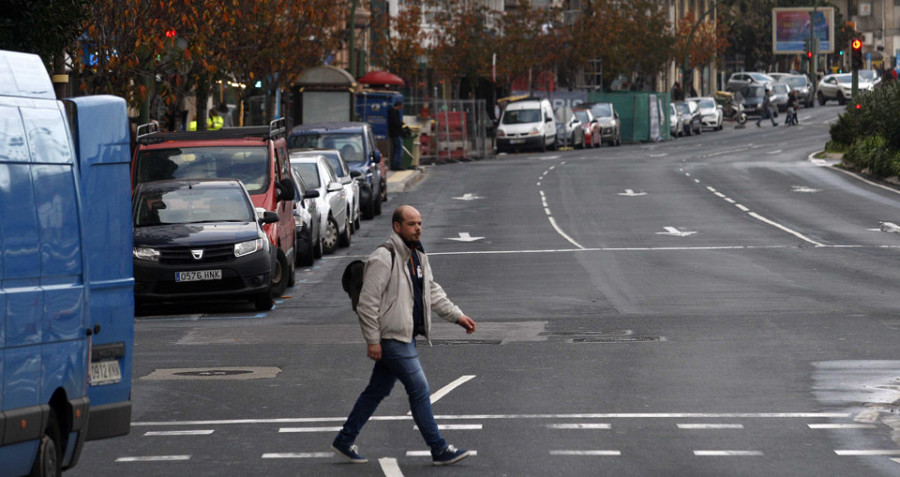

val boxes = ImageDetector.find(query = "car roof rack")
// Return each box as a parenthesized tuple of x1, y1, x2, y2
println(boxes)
(136, 117, 286, 145)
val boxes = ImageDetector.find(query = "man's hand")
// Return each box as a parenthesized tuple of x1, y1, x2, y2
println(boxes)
(457, 315, 476, 334)
(367, 343, 382, 361)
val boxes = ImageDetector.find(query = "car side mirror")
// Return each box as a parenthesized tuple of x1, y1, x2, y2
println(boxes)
(259, 210, 279, 224)
(372, 150, 382, 163)
(303, 189, 320, 199)
(327, 181, 343, 193)
(277, 178, 295, 201)
(545, 116, 552, 123)
(350, 170, 362, 178)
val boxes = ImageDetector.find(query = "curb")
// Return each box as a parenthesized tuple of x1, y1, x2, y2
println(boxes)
(386, 167, 426, 193)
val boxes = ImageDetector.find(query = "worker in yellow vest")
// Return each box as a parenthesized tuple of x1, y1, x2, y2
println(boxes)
(187, 108, 224, 131)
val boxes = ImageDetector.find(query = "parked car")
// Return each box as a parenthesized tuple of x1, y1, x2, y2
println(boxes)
(817, 73, 874, 105)
(290, 153, 351, 255)
(776, 74, 814, 108)
(496, 97, 558, 153)
(291, 148, 360, 232)
(288, 170, 322, 267)
(586, 102, 621, 146)
(675, 100, 702, 135)
(669, 103, 684, 137)
(725, 71, 774, 92)
(571, 107, 600, 148)
(133, 119, 297, 298)
(554, 105, 585, 149)
(288, 122, 385, 219)
(685, 96, 723, 131)
(738, 84, 767, 117)
(770, 83, 790, 112)
(132, 179, 278, 311)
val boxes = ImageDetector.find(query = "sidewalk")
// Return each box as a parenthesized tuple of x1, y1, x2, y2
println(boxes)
(386, 167, 425, 193)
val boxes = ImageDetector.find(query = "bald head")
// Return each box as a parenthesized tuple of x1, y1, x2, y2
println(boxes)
(392, 205, 422, 242)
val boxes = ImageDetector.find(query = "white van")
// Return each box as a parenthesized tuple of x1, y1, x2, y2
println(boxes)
(496, 98, 558, 153)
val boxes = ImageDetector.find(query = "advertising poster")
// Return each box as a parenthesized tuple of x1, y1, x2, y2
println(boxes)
(772, 7, 834, 54)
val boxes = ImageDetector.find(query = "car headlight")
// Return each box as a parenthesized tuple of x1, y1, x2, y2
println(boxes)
(496, 129, 506, 137)
(234, 238, 266, 258)
(529, 128, 540, 136)
(133, 247, 160, 261)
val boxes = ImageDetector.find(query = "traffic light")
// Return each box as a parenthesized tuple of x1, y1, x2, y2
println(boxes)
(851, 38, 863, 70)
(807, 51, 813, 60)
(165, 29, 177, 39)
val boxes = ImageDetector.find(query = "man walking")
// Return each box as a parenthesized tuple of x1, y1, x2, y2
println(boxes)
(332, 205, 477, 466)
(387, 101, 404, 170)
(756, 86, 778, 127)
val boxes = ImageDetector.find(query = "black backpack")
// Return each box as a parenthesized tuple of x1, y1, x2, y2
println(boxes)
(342, 243, 394, 312)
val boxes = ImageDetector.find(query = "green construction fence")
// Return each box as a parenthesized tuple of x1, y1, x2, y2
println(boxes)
(586, 91, 673, 143)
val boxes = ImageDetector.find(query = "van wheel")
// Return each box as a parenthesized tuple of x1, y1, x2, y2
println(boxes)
(253, 293, 274, 311)
(270, 249, 290, 298)
(30, 411, 61, 477)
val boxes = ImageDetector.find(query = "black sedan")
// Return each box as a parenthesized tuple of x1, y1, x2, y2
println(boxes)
(132, 179, 279, 311)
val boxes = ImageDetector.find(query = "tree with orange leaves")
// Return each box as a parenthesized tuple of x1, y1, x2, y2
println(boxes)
(674, 12, 728, 71)
(426, 0, 495, 98)
(370, 2, 426, 85)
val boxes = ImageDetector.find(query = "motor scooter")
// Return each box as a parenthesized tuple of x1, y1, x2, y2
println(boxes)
(724, 98, 747, 124)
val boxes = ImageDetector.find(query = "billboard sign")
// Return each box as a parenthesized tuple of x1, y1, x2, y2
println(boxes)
(772, 7, 835, 54)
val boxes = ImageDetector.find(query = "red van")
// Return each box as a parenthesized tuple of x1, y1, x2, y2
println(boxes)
(132, 120, 297, 297)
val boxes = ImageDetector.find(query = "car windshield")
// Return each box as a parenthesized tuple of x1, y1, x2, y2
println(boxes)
(288, 133, 365, 164)
(676, 103, 690, 114)
(134, 146, 269, 194)
(749, 73, 772, 82)
(295, 151, 346, 178)
(134, 186, 255, 226)
(835, 74, 852, 83)
(774, 84, 789, 94)
(573, 110, 590, 123)
(292, 162, 321, 188)
(697, 98, 716, 109)
(859, 70, 878, 81)
(744, 86, 765, 98)
(784, 77, 807, 87)
(590, 103, 613, 118)
(502, 109, 541, 124)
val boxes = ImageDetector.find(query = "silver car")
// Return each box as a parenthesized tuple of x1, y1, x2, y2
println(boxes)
(291, 148, 360, 233)
(770, 83, 791, 112)
(816, 73, 874, 105)
(726, 72, 774, 93)
(587, 102, 621, 146)
(776, 74, 814, 108)
(669, 103, 684, 137)
(685, 96, 723, 131)
(290, 154, 351, 255)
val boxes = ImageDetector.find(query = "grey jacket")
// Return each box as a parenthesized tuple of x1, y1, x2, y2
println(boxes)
(356, 232, 463, 344)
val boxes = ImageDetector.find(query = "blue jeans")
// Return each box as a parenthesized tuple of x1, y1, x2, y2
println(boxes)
(390, 135, 403, 170)
(335, 339, 447, 453)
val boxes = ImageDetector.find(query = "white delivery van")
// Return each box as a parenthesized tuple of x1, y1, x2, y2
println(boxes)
(496, 98, 557, 153)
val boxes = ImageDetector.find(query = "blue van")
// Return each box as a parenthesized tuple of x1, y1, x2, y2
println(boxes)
(0, 50, 133, 475)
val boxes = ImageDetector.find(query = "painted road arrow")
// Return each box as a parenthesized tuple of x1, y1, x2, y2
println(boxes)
(446, 232, 485, 242)
(656, 226, 697, 237)
(618, 189, 647, 196)
(792, 185, 821, 193)
(453, 193, 483, 201)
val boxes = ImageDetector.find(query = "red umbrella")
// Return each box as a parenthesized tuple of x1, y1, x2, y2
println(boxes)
(358, 70, 405, 87)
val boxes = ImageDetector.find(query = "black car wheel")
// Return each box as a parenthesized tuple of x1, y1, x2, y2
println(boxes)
(270, 249, 290, 298)
(30, 411, 61, 477)
(253, 293, 274, 311)
(818, 91, 826, 105)
(322, 217, 339, 254)
(338, 213, 351, 248)
(374, 184, 384, 216)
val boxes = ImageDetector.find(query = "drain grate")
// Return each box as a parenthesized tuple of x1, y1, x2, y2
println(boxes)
(573, 336, 660, 343)
(430, 339, 502, 346)
(174, 369, 253, 377)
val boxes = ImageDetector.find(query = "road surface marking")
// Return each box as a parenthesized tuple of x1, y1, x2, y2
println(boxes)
(414, 424, 482, 431)
(548, 216, 585, 249)
(144, 430, 214, 436)
(808, 424, 877, 429)
(547, 423, 611, 429)
(694, 450, 763, 456)
(261, 452, 333, 459)
(735, 204, 750, 212)
(405, 375, 477, 415)
(279, 426, 341, 433)
(379, 458, 404, 477)
(116, 455, 191, 462)
(677, 424, 743, 429)
(550, 450, 620, 456)
(406, 450, 478, 457)
(748, 212, 824, 246)
(835, 450, 900, 456)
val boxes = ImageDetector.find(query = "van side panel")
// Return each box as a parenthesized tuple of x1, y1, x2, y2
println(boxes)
(68, 96, 134, 441)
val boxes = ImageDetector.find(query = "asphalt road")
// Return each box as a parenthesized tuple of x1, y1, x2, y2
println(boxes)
(70, 103, 900, 477)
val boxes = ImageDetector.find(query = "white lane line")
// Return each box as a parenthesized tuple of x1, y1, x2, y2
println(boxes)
(279, 426, 342, 433)
(133, 412, 852, 427)
(835, 450, 900, 456)
(547, 423, 611, 429)
(547, 216, 585, 249)
(714, 192, 727, 199)
(892, 458, 900, 464)
(694, 450, 763, 456)
(747, 212, 824, 246)
(724, 197, 736, 203)
(735, 204, 750, 212)
(544, 207, 552, 215)
(379, 457, 404, 477)
(550, 450, 621, 456)
(808, 424, 877, 429)
(677, 424, 744, 429)
(707, 186, 717, 193)
(414, 424, 482, 431)
(431, 375, 476, 405)
(116, 455, 192, 462)
(144, 430, 214, 436)
(406, 450, 478, 457)
(261, 452, 333, 459)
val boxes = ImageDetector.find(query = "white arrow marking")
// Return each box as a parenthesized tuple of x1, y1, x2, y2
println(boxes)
(656, 226, 697, 237)
(618, 189, 647, 196)
(453, 193, 483, 201)
(446, 232, 485, 242)
(767, 150, 783, 155)
(880, 222, 900, 233)
(791, 185, 821, 193)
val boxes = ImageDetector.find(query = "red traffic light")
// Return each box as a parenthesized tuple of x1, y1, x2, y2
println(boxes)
(851, 39, 862, 50)
(807, 51, 813, 59)
(165, 29, 177, 38)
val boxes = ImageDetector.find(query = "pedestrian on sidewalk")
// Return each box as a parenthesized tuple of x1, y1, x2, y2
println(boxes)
(388, 101, 405, 171)
(756, 86, 778, 127)
(332, 205, 477, 467)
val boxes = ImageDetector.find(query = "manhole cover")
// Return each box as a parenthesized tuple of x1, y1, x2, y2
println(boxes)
(573, 336, 660, 343)
(174, 369, 254, 377)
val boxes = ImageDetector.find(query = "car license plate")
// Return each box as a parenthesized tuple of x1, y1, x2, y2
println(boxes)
(510, 139, 525, 144)
(90, 360, 122, 386)
(176, 270, 222, 282)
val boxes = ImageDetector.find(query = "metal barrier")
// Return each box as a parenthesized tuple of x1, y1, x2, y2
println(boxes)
(403, 99, 492, 164)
